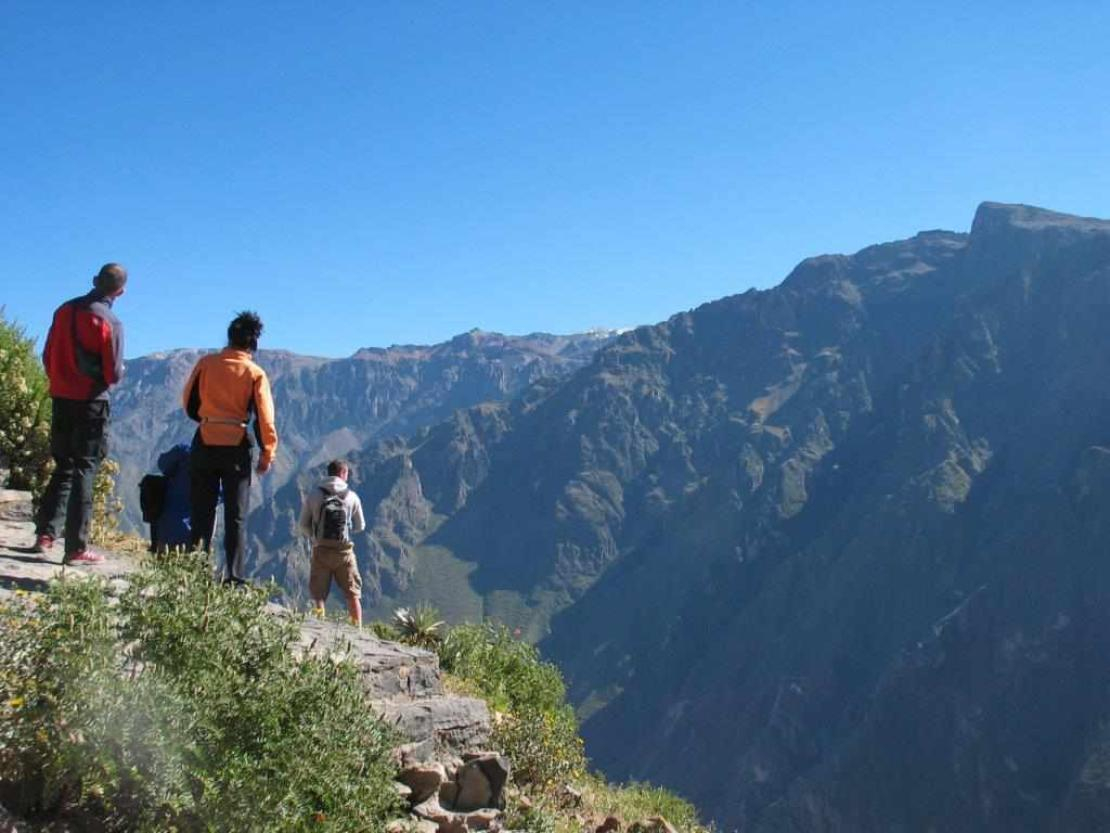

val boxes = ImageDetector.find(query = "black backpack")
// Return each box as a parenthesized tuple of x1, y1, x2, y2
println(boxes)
(317, 489, 349, 542)
(139, 474, 168, 523)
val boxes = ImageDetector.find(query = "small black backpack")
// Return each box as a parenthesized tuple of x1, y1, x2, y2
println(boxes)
(318, 489, 349, 542)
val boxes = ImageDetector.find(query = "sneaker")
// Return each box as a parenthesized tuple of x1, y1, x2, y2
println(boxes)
(31, 534, 54, 554)
(65, 550, 106, 565)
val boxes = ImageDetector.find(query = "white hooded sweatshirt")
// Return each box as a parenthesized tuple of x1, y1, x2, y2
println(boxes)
(298, 476, 366, 543)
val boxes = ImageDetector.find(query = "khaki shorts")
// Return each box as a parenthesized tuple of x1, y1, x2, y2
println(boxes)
(309, 542, 362, 600)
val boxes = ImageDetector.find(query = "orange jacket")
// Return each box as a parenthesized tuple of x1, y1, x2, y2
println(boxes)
(182, 348, 278, 466)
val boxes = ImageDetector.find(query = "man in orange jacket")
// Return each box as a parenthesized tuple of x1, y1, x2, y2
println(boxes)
(33, 263, 128, 564)
(181, 311, 278, 583)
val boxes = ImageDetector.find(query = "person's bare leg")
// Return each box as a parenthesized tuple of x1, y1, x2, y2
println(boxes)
(345, 593, 362, 627)
(313, 599, 326, 618)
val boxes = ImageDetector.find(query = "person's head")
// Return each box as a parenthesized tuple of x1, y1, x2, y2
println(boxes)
(227, 310, 264, 352)
(327, 459, 350, 480)
(93, 263, 128, 297)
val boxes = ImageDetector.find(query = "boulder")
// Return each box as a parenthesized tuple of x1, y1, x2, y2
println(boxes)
(374, 696, 491, 761)
(453, 753, 509, 811)
(0, 491, 32, 523)
(439, 780, 459, 808)
(413, 797, 469, 833)
(399, 762, 447, 804)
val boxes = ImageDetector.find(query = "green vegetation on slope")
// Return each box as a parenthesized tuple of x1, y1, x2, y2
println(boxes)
(0, 309, 51, 494)
(383, 614, 708, 833)
(0, 553, 401, 832)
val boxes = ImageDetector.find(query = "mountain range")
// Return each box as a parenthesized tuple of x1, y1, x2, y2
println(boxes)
(109, 329, 617, 530)
(111, 203, 1110, 831)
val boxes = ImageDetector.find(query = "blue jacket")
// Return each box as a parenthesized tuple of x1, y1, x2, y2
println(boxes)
(155, 444, 193, 548)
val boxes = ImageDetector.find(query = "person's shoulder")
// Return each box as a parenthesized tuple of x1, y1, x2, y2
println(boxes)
(244, 356, 269, 378)
(57, 293, 87, 313)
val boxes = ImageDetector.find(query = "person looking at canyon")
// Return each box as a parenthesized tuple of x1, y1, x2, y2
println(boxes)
(32, 263, 128, 565)
(298, 458, 366, 626)
(181, 311, 278, 584)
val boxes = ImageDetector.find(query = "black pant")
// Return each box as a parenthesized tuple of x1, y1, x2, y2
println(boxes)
(35, 398, 109, 559)
(189, 440, 252, 583)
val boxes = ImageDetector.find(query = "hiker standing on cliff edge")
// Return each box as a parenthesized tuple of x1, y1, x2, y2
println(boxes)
(181, 311, 278, 583)
(32, 263, 128, 564)
(299, 458, 366, 626)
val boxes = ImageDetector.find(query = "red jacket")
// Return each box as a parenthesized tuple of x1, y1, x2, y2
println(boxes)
(43, 291, 125, 401)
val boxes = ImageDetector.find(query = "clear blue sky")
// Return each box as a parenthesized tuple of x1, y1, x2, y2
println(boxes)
(4, 1, 1109, 358)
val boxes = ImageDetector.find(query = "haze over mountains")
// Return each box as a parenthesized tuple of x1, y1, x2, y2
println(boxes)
(111, 203, 1110, 831)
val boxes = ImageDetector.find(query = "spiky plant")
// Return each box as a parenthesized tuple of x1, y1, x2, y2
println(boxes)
(391, 604, 445, 649)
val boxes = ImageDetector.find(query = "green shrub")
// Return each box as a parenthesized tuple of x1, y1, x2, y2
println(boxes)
(582, 775, 704, 833)
(438, 623, 567, 716)
(90, 457, 126, 546)
(0, 309, 51, 494)
(438, 623, 586, 788)
(503, 796, 557, 833)
(0, 552, 402, 832)
(493, 707, 585, 789)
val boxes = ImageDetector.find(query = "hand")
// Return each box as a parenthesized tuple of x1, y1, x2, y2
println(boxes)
(256, 457, 272, 475)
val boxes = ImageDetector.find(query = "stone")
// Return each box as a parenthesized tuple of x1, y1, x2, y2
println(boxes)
(293, 613, 442, 700)
(394, 782, 414, 801)
(464, 808, 501, 830)
(395, 739, 437, 768)
(0, 491, 32, 523)
(453, 762, 492, 812)
(373, 696, 492, 760)
(399, 762, 447, 804)
(560, 784, 583, 806)
(439, 780, 459, 808)
(413, 797, 469, 833)
(453, 754, 510, 811)
(629, 819, 677, 833)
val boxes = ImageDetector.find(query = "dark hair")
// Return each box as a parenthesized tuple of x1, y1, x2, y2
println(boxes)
(93, 263, 128, 293)
(327, 459, 350, 477)
(228, 310, 264, 352)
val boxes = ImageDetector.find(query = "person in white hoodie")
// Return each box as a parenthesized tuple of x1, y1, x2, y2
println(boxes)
(298, 459, 367, 626)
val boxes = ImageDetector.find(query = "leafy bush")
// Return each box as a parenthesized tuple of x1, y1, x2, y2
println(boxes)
(90, 457, 126, 545)
(0, 552, 402, 832)
(0, 309, 51, 493)
(438, 623, 567, 716)
(493, 707, 585, 789)
(581, 775, 704, 833)
(502, 795, 557, 833)
(437, 623, 585, 788)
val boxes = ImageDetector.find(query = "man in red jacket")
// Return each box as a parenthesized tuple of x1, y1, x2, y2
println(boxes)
(32, 263, 128, 564)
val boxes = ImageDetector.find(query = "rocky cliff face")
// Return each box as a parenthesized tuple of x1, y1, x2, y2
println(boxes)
(249, 203, 1110, 830)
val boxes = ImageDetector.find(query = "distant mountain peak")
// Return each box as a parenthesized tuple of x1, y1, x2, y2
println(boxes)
(972, 200, 1110, 234)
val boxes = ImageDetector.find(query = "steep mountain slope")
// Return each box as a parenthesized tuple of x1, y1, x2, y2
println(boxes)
(253, 203, 1110, 830)
(109, 330, 614, 530)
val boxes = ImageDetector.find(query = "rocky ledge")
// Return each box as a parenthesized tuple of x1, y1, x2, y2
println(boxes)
(0, 491, 508, 833)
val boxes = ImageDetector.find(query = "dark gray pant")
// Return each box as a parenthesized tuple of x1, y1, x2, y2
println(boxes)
(189, 441, 252, 583)
(35, 398, 109, 559)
